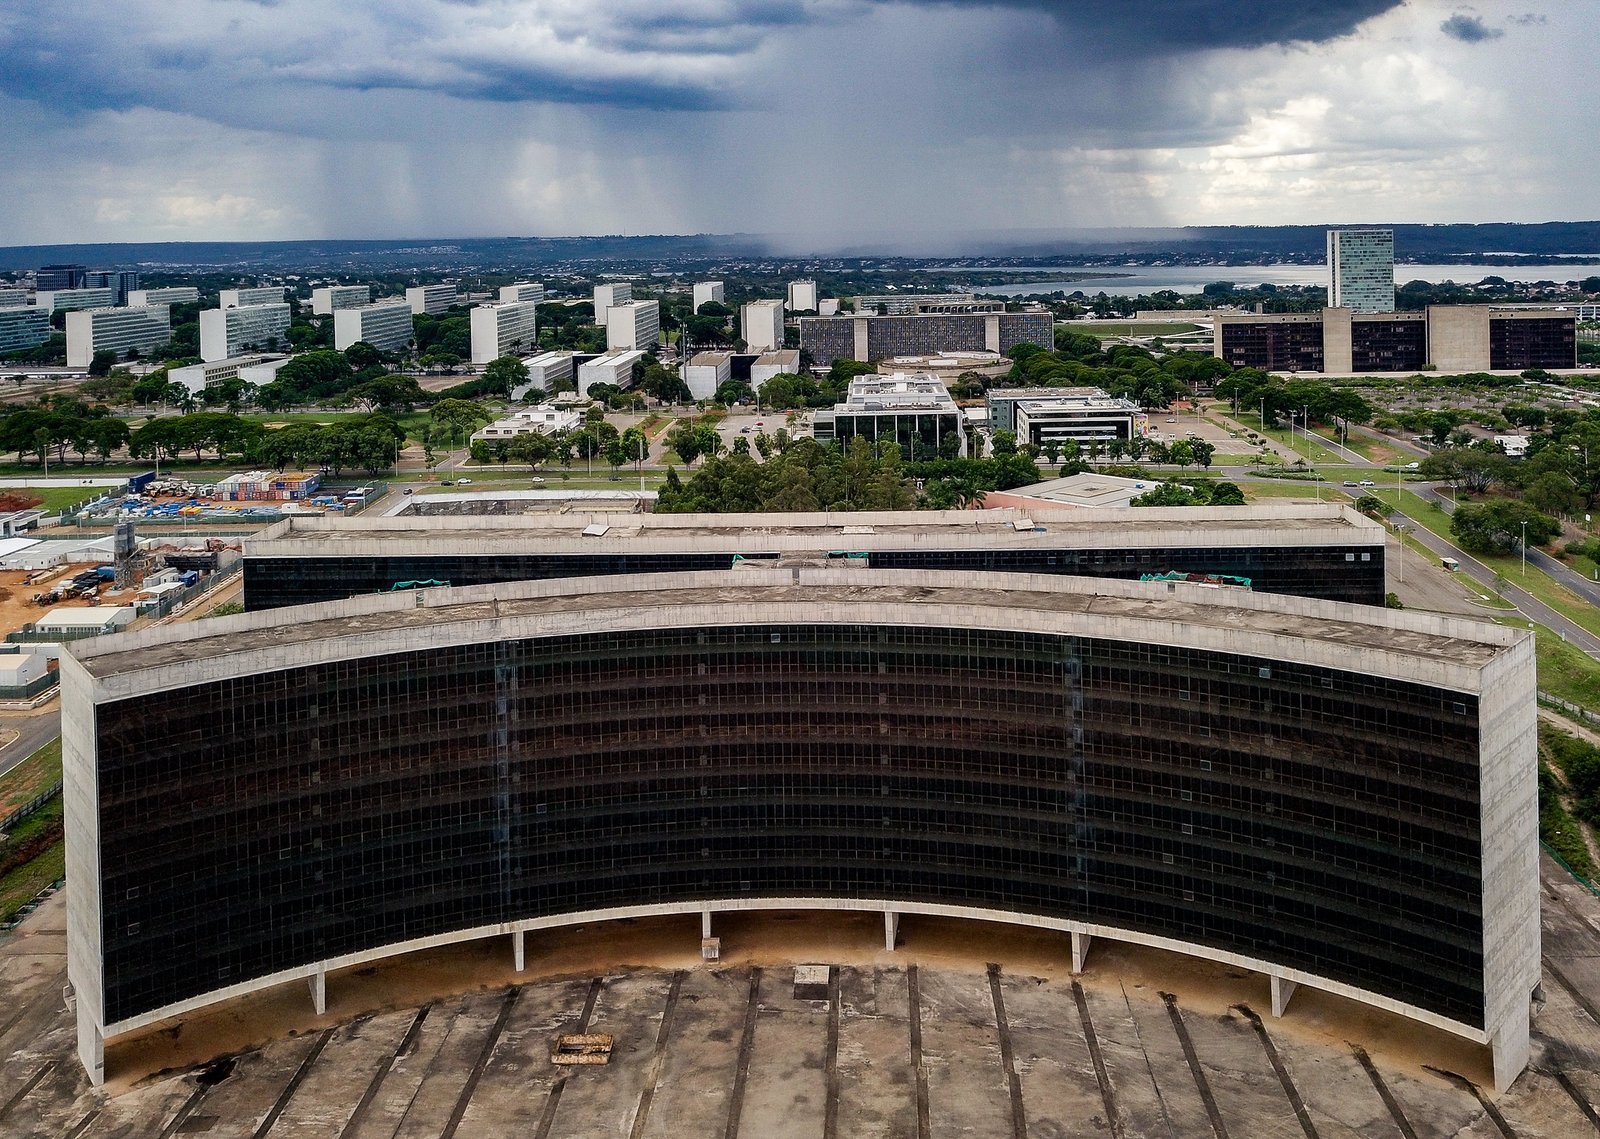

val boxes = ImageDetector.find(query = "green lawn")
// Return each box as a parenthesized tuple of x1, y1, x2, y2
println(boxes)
(1531, 623, 1600, 713)
(0, 841, 64, 925)
(0, 738, 61, 815)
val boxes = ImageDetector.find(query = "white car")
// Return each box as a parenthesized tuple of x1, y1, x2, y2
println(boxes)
(457, 478, 473, 485)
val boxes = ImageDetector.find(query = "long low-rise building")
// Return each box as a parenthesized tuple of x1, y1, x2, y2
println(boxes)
(988, 387, 1147, 448)
(1215, 306, 1577, 373)
(470, 405, 582, 443)
(813, 373, 967, 459)
(65, 306, 172, 367)
(167, 354, 292, 393)
(577, 349, 644, 393)
(512, 350, 576, 400)
(684, 351, 732, 399)
(61, 565, 1538, 1090)
(801, 311, 1054, 366)
(241, 504, 1387, 611)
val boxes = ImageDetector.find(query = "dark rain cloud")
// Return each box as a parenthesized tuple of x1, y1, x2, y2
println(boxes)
(1440, 13, 1505, 43)
(918, 0, 1403, 56)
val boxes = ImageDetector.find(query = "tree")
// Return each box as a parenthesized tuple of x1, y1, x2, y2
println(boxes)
(483, 355, 530, 399)
(665, 421, 703, 466)
(1450, 499, 1561, 555)
(430, 398, 491, 450)
(88, 349, 118, 377)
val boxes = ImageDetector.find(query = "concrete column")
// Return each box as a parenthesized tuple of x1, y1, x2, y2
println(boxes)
(884, 910, 900, 951)
(1071, 932, 1091, 974)
(701, 907, 713, 940)
(853, 318, 869, 362)
(1270, 974, 1297, 1018)
(309, 966, 327, 1016)
(1492, 1018, 1530, 1093)
(512, 930, 525, 973)
(77, 1017, 104, 1088)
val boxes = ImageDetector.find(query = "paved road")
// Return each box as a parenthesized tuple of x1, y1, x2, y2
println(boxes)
(0, 707, 61, 782)
(1387, 505, 1600, 656)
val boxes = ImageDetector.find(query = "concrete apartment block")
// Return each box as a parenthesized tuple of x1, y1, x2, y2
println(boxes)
(471, 301, 540, 365)
(593, 283, 633, 326)
(199, 303, 291, 362)
(406, 284, 459, 316)
(606, 300, 659, 352)
(311, 285, 372, 314)
(742, 300, 785, 352)
(693, 281, 725, 310)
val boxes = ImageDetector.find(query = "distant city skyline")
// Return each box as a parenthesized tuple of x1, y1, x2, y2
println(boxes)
(0, 2, 1592, 248)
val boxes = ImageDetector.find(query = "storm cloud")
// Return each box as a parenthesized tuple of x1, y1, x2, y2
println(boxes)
(0, 0, 1589, 246)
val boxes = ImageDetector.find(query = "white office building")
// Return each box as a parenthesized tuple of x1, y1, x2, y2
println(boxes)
(593, 283, 633, 326)
(514, 351, 577, 400)
(684, 352, 732, 400)
(1327, 228, 1395, 314)
(578, 350, 645, 393)
(787, 280, 819, 313)
(200, 302, 291, 362)
(818, 298, 841, 317)
(219, 286, 286, 309)
(407, 284, 459, 316)
(0, 288, 29, 308)
(742, 300, 785, 352)
(0, 307, 51, 355)
(37, 288, 114, 313)
(470, 301, 540, 365)
(606, 300, 659, 351)
(65, 306, 172, 367)
(333, 301, 414, 352)
(693, 281, 725, 310)
(470, 405, 582, 444)
(751, 350, 802, 389)
(168, 355, 291, 393)
(311, 285, 372, 314)
(500, 283, 545, 305)
(127, 287, 199, 307)
(812, 373, 967, 458)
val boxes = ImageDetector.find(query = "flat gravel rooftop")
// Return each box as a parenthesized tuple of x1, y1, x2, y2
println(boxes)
(74, 571, 1512, 681)
(246, 503, 1384, 550)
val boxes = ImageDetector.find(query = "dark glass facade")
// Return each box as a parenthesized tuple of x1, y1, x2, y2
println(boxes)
(1351, 319, 1427, 372)
(244, 544, 1383, 612)
(1219, 321, 1325, 372)
(94, 624, 1483, 1030)
(798, 314, 1054, 366)
(1489, 316, 1576, 370)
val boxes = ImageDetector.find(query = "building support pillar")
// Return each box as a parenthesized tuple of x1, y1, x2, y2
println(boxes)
(1491, 1018, 1530, 1094)
(309, 965, 327, 1016)
(512, 930, 525, 973)
(1071, 932, 1091, 974)
(1270, 975, 1297, 1019)
(884, 910, 900, 951)
(701, 907, 720, 961)
(77, 1013, 104, 1088)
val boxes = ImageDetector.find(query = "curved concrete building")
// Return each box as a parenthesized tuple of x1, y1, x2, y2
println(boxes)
(62, 568, 1537, 1089)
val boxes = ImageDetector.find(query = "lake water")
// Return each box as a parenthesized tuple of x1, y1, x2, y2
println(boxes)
(961, 263, 1600, 297)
